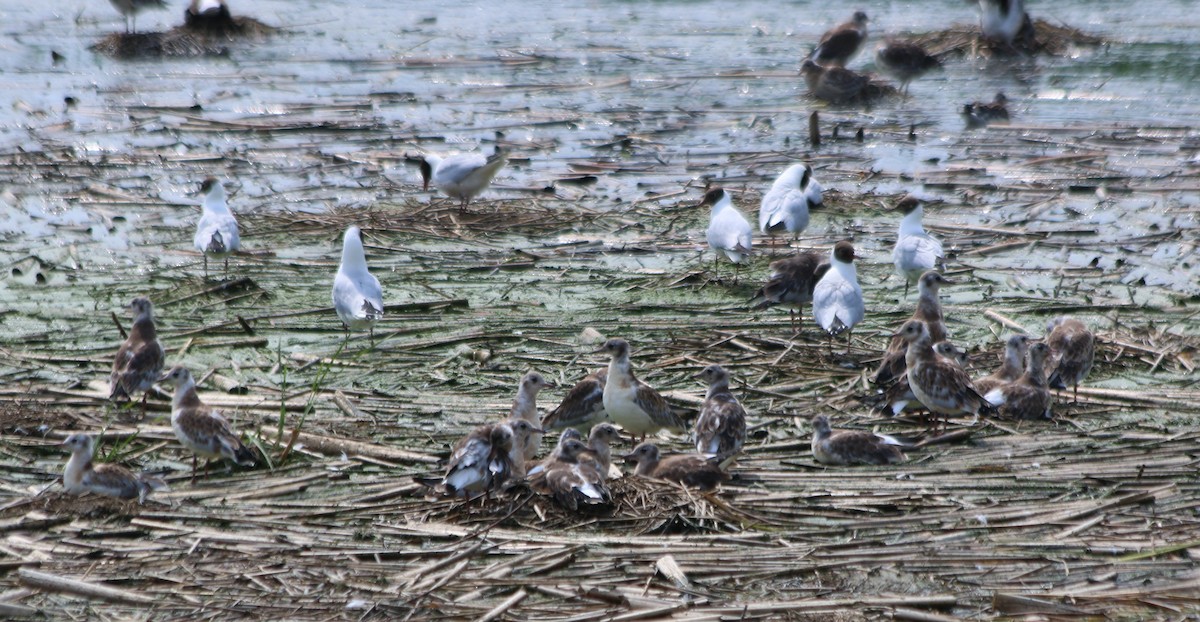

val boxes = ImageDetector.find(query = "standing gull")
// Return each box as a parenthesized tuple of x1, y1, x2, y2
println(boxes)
(874, 41, 941, 95)
(158, 365, 256, 482)
(333, 226, 384, 344)
(871, 271, 954, 386)
(811, 11, 869, 67)
(109, 0, 166, 33)
(508, 372, 556, 461)
(595, 338, 686, 443)
(193, 177, 240, 280)
(749, 252, 830, 332)
(542, 369, 608, 435)
(109, 296, 166, 414)
(62, 433, 168, 503)
(810, 415, 905, 466)
(693, 365, 747, 458)
(1045, 317, 1095, 402)
(759, 163, 822, 241)
(812, 241, 865, 348)
(898, 320, 991, 429)
(985, 342, 1052, 420)
(879, 341, 969, 417)
(419, 151, 508, 212)
(700, 187, 753, 283)
(892, 195, 944, 297)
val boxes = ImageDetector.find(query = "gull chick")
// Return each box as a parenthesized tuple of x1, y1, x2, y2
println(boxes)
(193, 177, 240, 280)
(159, 365, 256, 481)
(1045, 317, 1095, 402)
(874, 41, 941, 95)
(596, 338, 686, 443)
(700, 187, 753, 283)
(892, 195, 944, 297)
(810, 415, 905, 466)
(542, 369, 608, 435)
(441, 423, 518, 497)
(509, 372, 556, 461)
(419, 151, 508, 212)
(759, 163, 822, 240)
(812, 241, 864, 347)
(62, 433, 168, 503)
(898, 320, 991, 429)
(985, 342, 1052, 419)
(963, 93, 1010, 128)
(109, 296, 166, 413)
(622, 443, 729, 492)
(536, 438, 612, 510)
(811, 11, 869, 67)
(333, 226, 384, 344)
(879, 341, 970, 416)
(749, 252, 830, 332)
(973, 334, 1031, 396)
(693, 365, 747, 458)
(871, 271, 954, 386)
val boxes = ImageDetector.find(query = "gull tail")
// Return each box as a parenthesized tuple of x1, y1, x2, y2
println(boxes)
(206, 231, 227, 255)
(361, 300, 384, 321)
(826, 317, 849, 336)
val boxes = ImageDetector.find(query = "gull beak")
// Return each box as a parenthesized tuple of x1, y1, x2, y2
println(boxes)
(590, 347, 608, 355)
(543, 382, 558, 390)
(157, 373, 171, 383)
(940, 277, 957, 285)
(620, 452, 638, 463)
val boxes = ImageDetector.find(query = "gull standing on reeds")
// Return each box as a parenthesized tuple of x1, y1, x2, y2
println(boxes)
(158, 365, 256, 482)
(193, 177, 239, 280)
(749, 252, 830, 332)
(973, 334, 1032, 396)
(985, 342, 1052, 419)
(109, 297, 165, 414)
(877, 341, 970, 416)
(810, 415, 905, 466)
(542, 369, 608, 435)
(62, 433, 168, 503)
(892, 195, 944, 297)
(873, 41, 941, 95)
(595, 338, 686, 444)
(333, 226, 384, 345)
(871, 271, 954, 386)
(812, 241, 864, 348)
(109, 0, 166, 33)
(810, 11, 869, 67)
(1045, 317, 1095, 402)
(508, 372, 556, 461)
(419, 151, 508, 212)
(622, 443, 729, 492)
(693, 365, 747, 458)
(700, 187, 753, 283)
(897, 320, 991, 429)
(759, 163, 822, 242)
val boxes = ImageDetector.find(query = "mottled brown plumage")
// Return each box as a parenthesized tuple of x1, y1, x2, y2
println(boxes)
(973, 334, 1031, 397)
(159, 365, 256, 482)
(542, 368, 608, 434)
(749, 252, 830, 331)
(985, 342, 1052, 420)
(877, 341, 967, 416)
(596, 339, 686, 441)
(811, 11, 869, 67)
(536, 439, 611, 510)
(62, 434, 168, 503)
(873, 41, 941, 95)
(509, 372, 555, 460)
(871, 271, 954, 386)
(963, 93, 1010, 128)
(1045, 317, 1095, 402)
(692, 365, 747, 458)
(110, 297, 166, 412)
(622, 443, 729, 492)
(810, 415, 905, 466)
(899, 320, 991, 427)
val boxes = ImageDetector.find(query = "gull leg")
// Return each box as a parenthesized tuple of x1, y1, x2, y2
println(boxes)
(191, 455, 198, 484)
(203, 254, 209, 281)
(223, 256, 229, 280)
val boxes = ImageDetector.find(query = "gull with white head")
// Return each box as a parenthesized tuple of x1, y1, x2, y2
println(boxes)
(333, 226, 384, 345)
(193, 177, 240, 280)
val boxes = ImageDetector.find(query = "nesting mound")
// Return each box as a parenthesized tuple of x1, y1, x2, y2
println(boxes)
(911, 19, 1106, 59)
(413, 476, 744, 534)
(91, 17, 275, 59)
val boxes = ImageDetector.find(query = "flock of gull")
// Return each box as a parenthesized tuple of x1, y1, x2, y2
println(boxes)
(60, 0, 1100, 513)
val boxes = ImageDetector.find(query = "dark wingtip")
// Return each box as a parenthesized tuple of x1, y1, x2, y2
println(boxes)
(1047, 373, 1067, 390)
